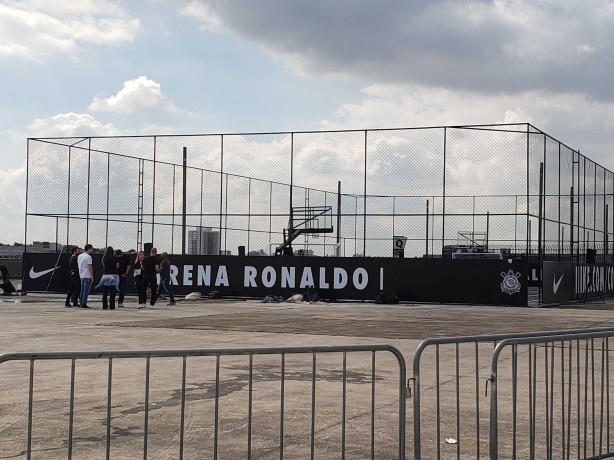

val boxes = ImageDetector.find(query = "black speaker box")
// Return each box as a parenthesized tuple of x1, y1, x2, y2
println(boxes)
(144, 242, 153, 257)
(587, 248, 597, 264)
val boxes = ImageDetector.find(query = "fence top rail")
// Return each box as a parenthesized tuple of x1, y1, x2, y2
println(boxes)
(0, 344, 406, 365)
(490, 329, 614, 372)
(412, 326, 614, 374)
(27, 122, 533, 141)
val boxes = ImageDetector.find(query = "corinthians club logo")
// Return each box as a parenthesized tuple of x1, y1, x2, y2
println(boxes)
(500, 269, 522, 295)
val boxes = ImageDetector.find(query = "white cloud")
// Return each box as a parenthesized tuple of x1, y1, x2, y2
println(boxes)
(88, 76, 178, 113)
(576, 43, 596, 54)
(0, 0, 139, 61)
(319, 83, 614, 170)
(0, 165, 26, 244)
(20, 112, 180, 142)
(180, 0, 222, 30)
(25, 112, 120, 138)
(136, 123, 178, 136)
(320, 84, 507, 131)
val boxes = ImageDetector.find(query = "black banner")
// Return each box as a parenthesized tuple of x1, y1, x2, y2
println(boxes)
(575, 264, 614, 297)
(542, 261, 575, 304)
(22, 253, 528, 306)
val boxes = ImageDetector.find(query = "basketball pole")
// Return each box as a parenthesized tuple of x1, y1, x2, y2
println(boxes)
(182, 147, 187, 256)
(46, 243, 67, 294)
(425, 199, 429, 258)
(336, 181, 341, 257)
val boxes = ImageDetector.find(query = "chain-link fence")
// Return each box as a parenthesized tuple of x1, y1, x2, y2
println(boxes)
(25, 124, 614, 259)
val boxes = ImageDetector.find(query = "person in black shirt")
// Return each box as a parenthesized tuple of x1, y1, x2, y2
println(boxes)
(65, 246, 81, 307)
(95, 246, 119, 310)
(155, 252, 176, 306)
(0, 264, 15, 295)
(138, 247, 160, 309)
(115, 249, 131, 308)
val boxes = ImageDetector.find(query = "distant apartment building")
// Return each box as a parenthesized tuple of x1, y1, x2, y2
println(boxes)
(0, 241, 64, 258)
(0, 242, 66, 277)
(0, 245, 24, 259)
(188, 227, 220, 255)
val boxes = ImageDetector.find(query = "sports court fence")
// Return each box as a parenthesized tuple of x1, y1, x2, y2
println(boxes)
(25, 123, 614, 260)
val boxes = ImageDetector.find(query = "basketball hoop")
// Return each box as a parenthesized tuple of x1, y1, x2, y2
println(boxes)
(311, 233, 320, 239)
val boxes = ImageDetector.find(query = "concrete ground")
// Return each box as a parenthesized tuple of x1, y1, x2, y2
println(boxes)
(1, 294, 614, 459)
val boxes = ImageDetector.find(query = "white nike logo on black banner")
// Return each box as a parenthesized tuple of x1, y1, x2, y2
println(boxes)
(553, 273, 564, 294)
(29, 266, 60, 279)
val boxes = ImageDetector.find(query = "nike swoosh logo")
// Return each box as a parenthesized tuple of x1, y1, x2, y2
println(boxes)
(553, 273, 564, 294)
(29, 266, 60, 279)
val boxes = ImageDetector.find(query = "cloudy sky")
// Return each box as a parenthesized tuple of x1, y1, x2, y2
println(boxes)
(2, 0, 614, 244)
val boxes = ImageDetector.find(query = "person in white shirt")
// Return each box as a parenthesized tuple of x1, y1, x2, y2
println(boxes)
(77, 244, 94, 308)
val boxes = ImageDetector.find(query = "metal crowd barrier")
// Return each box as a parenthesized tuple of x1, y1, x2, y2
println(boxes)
(410, 327, 614, 460)
(4, 330, 614, 460)
(0, 345, 407, 460)
(489, 330, 614, 460)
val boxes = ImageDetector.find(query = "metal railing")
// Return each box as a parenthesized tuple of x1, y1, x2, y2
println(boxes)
(489, 330, 614, 460)
(0, 345, 407, 459)
(4, 328, 614, 459)
(410, 327, 614, 460)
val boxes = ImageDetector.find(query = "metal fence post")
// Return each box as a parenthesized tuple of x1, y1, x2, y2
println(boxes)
(442, 127, 447, 255)
(363, 130, 367, 257)
(182, 146, 187, 255)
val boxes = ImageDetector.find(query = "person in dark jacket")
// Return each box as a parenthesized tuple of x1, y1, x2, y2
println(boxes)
(138, 247, 160, 309)
(115, 249, 131, 307)
(155, 252, 176, 306)
(95, 246, 119, 310)
(65, 246, 81, 307)
(0, 264, 15, 295)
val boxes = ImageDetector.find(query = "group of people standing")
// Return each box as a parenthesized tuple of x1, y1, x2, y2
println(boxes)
(65, 245, 175, 309)
(133, 247, 175, 309)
